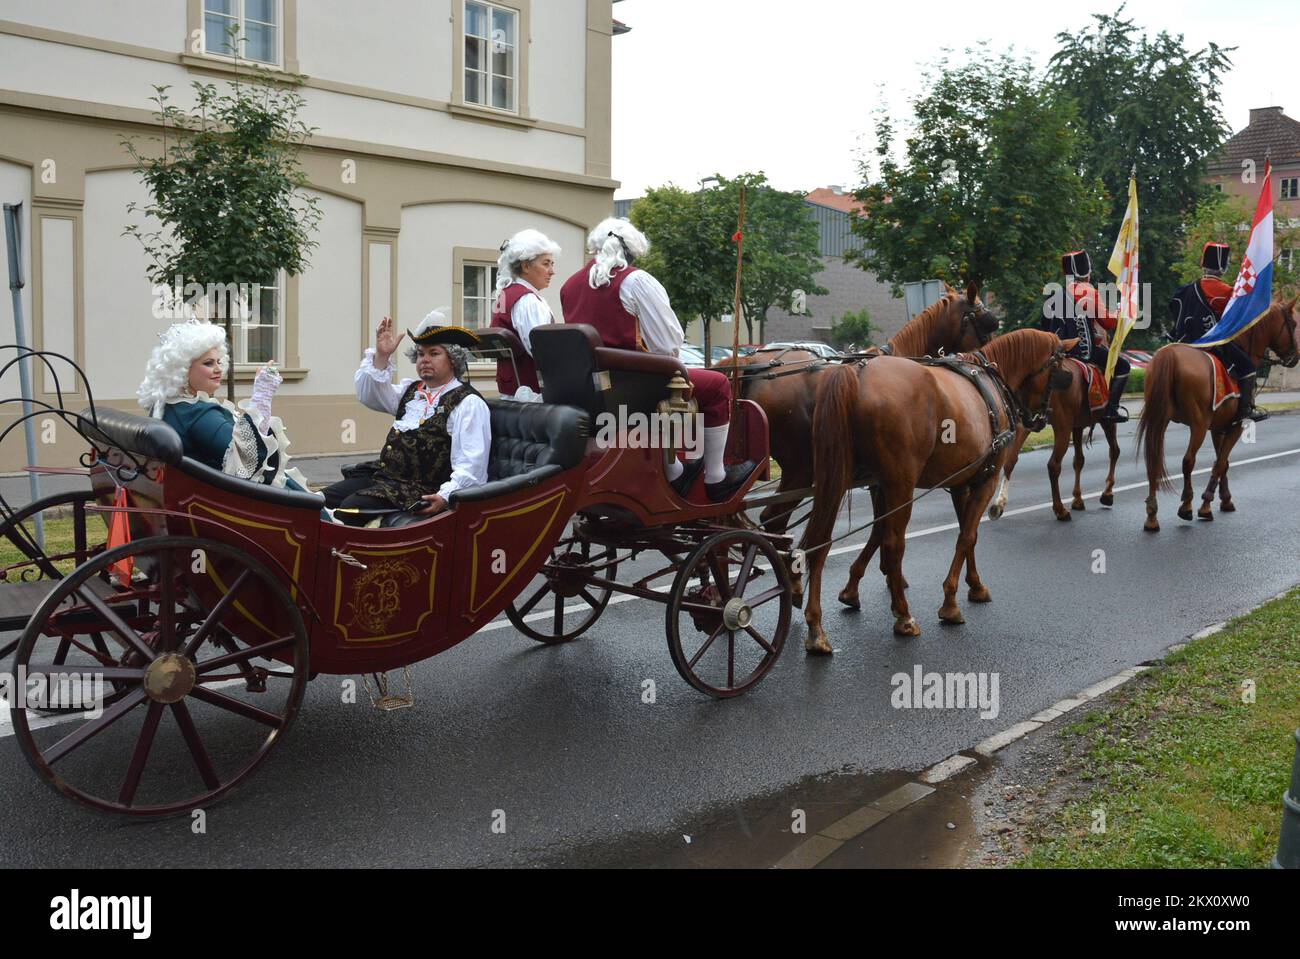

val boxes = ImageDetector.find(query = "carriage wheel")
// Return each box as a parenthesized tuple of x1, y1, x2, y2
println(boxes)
(10, 536, 308, 816)
(666, 530, 791, 698)
(505, 537, 618, 645)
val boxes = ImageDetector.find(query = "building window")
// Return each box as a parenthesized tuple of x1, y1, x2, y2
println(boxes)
(463, 1, 517, 112)
(1280, 248, 1296, 272)
(204, 0, 281, 66)
(462, 263, 500, 328)
(233, 272, 284, 365)
(1282, 177, 1300, 201)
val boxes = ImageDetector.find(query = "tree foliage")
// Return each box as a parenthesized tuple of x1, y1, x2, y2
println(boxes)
(631, 172, 825, 343)
(1048, 6, 1234, 328)
(122, 37, 321, 397)
(829, 307, 877, 350)
(849, 47, 1104, 329)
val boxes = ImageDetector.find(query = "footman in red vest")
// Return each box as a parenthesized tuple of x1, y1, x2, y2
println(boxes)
(561, 217, 757, 502)
(490, 228, 560, 401)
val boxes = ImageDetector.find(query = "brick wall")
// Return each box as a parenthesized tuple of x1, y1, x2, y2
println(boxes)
(762, 256, 908, 345)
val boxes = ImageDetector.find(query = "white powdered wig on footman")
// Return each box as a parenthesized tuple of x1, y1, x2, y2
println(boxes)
(138, 318, 229, 419)
(587, 217, 650, 289)
(495, 229, 561, 294)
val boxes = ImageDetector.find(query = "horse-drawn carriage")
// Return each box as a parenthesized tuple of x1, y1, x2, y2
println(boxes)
(0, 326, 792, 816)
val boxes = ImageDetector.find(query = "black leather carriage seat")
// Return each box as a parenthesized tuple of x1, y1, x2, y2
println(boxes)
(529, 323, 691, 421)
(448, 400, 588, 505)
(79, 406, 325, 511)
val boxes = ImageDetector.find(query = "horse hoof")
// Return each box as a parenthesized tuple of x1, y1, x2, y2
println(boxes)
(792, 590, 805, 610)
(1144, 520, 1160, 533)
(1071, 501, 1086, 511)
(1099, 493, 1114, 507)
(1056, 511, 1072, 522)
(1177, 507, 1194, 522)
(804, 634, 834, 655)
(837, 590, 860, 610)
(988, 504, 1004, 521)
(893, 618, 921, 637)
(938, 606, 965, 625)
(1220, 500, 1236, 513)
(968, 586, 991, 603)
(1198, 509, 1214, 522)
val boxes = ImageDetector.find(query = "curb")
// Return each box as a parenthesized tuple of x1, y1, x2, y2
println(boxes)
(770, 586, 1297, 868)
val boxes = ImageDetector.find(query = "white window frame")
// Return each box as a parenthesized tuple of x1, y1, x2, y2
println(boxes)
(460, 261, 500, 330)
(202, 0, 284, 68)
(462, 0, 519, 114)
(1281, 177, 1300, 201)
(233, 271, 287, 367)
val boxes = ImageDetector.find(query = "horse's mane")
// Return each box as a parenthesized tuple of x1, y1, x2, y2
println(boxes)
(966, 328, 1054, 384)
(889, 291, 957, 357)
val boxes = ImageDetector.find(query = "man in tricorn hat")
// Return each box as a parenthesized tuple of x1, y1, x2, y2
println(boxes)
(1167, 241, 1268, 422)
(323, 310, 491, 524)
(1042, 248, 1132, 423)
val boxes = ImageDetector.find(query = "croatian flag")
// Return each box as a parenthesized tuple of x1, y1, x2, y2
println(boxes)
(1194, 162, 1273, 346)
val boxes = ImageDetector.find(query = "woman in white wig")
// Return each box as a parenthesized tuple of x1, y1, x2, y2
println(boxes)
(559, 217, 756, 503)
(489, 228, 559, 400)
(137, 318, 311, 494)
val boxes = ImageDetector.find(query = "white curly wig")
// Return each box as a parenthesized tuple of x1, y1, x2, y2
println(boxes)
(586, 217, 650, 289)
(137, 319, 228, 418)
(495, 229, 561, 295)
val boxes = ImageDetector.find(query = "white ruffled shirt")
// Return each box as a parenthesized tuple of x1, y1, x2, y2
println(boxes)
(506, 278, 554, 356)
(355, 350, 491, 500)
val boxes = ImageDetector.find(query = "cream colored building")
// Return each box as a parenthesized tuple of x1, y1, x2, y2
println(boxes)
(0, 1, 619, 470)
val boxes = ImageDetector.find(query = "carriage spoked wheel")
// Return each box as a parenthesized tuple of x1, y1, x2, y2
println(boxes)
(667, 530, 792, 698)
(10, 535, 308, 816)
(505, 536, 619, 644)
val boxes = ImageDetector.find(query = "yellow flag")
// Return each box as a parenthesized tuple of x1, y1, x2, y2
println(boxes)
(1105, 174, 1140, 381)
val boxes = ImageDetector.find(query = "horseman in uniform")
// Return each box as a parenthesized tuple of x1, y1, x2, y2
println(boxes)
(560, 217, 757, 502)
(1042, 249, 1132, 423)
(1166, 241, 1268, 422)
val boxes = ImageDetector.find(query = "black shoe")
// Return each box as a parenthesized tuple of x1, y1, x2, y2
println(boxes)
(1101, 405, 1129, 424)
(1237, 380, 1269, 422)
(670, 457, 705, 497)
(705, 461, 759, 503)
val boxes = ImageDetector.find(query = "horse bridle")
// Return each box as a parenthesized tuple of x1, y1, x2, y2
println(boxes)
(962, 306, 996, 348)
(975, 345, 1069, 435)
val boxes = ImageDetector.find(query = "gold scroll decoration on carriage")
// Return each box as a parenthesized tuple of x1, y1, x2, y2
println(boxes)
(332, 546, 439, 643)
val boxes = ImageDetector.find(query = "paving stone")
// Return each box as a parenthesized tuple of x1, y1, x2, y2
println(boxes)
(772, 834, 842, 869)
(868, 781, 935, 813)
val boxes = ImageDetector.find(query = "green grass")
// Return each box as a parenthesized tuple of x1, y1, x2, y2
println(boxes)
(1019, 588, 1300, 868)
(0, 514, 103, 577)
(1261, 400, 1300, 414)
(1021, 427, 1055, 452)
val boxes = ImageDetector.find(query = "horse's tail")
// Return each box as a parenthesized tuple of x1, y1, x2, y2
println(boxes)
(801, 364, 859, 563)
(1136, 349, 1176, 492)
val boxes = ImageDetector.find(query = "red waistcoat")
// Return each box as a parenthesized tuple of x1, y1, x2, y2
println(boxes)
(1199, 277, 1233, 319)
(560, 262, 643, 350)
(489, 282, 542, 395)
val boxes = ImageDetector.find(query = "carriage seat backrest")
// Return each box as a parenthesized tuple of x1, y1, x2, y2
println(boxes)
(448, 400, 588, 505)
(79, 406, 183, 466)
(529, 323, 690, 420)
(78, 407, 324, 511)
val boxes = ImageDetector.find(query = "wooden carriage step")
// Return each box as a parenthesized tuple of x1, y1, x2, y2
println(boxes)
(0, 576, 116, 633)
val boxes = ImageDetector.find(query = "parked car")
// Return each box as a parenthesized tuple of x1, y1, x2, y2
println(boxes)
(678, 345, 706, 367)
(1120, 349, 1153, 370)
(761, 341, 841, 360)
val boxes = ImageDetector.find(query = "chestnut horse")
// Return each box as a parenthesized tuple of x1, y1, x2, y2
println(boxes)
(989, 359, 1122, 523)
(800, 330, 1074, 652)
(1136, 298, 1298, 532)
(726, 284, 999, 536)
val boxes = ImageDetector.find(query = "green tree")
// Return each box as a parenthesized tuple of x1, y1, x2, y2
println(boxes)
(123, 33, 321, 400)
(849, 47, 1104, 329)
(1048, 7, 1234, 333)
(829, 308, 877, 350)
(632, 172, 826, 346)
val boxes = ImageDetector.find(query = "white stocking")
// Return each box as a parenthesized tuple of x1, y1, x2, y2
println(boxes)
(703, 424, 729, 485)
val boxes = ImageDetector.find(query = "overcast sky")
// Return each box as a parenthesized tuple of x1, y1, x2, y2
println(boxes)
(611, 0, 1294, 199)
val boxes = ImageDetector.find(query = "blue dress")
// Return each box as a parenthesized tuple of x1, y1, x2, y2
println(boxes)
(161, 397, 315, 498)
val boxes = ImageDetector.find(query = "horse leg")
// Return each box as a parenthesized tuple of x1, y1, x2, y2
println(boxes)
(1219, 426, 1240, 511)
(837, 486, 882, 609)
(1070, 425, 1087, 510)
(802, 541, 833, 655)
(940, 474, 1000, 623)
(1048, 426, 1071, 521)
(1099, 422, 1119, 507)
(1178, 423, 1208, 521)
(1206, 424, 1243, 517)
(1198, 432, 1223, 520)
(988, 429, 1023, 520)
(878, 488, 919, 637)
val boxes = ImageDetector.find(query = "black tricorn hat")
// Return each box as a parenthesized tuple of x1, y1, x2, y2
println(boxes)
(407, 311, 482, 348)
(1202, 242, 1231, 274)
(1062, 250, 1092, 278)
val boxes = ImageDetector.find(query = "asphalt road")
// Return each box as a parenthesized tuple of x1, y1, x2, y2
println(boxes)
(1, 412, 1297, 868)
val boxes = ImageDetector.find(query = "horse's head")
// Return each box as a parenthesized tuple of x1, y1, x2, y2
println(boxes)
(948, 281, 1000, 351)
(989, 332, 1076, 433)
(1269, 296, 1300, 368)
